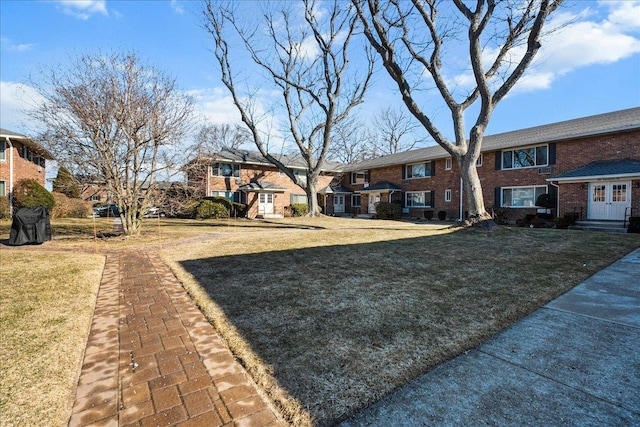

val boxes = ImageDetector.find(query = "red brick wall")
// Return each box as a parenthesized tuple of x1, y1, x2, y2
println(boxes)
(341, 129, 640, 221)
(0, 141, 48, 197)
(206, 164, 334, 218)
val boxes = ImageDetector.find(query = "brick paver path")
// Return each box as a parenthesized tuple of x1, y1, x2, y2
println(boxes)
(68, 249, 284, 427)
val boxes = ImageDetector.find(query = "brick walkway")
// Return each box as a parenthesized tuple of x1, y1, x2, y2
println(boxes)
(68, 249, 284, 427)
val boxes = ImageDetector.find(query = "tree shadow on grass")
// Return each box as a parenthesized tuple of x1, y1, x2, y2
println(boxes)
(174, 229, 640, 425)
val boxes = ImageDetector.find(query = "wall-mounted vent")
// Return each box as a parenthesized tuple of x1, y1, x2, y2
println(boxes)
(538, 167, 552, 175)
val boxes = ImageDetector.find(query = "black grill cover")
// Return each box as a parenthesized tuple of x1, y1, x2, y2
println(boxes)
(8, 207, 52, 246)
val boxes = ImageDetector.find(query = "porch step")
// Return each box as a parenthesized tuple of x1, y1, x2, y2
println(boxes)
(569, 220, 627, 233)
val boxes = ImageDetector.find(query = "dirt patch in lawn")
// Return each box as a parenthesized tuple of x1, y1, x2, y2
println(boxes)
(162, 222, 640, 426)
(0, 250, 104, 427)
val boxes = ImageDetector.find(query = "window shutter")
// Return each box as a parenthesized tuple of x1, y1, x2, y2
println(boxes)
(494, 187, 501, 207)
(548, 143, 556, 165)
(495, 152, 502, 170)
(430, 161, 436, 177)
(402, 165, 406, 180)
(430, 190, 435, 208)
(548, 185, 557, 205)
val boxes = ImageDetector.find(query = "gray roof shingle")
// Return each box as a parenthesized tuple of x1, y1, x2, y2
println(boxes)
(550, 159, 640, 181)
(343, 107, 640, 172)
(0, 128, 55, 160)
(200, 148, 343, 172)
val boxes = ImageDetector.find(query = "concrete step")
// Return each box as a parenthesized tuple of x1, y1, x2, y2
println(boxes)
(570, 221, 627, 233)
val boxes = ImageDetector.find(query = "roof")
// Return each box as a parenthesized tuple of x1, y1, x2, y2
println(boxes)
(319, 184, 352, 194)
(342, 107, 640, 172)
(0, 128, 55, 160)
(190, 148, 343, 173)
(549, 159, 640, 182)
(239, 181, 288, 193)
(358, 181, 403, 192)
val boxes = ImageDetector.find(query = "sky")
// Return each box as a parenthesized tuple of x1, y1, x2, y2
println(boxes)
(1, 0, 639, 148)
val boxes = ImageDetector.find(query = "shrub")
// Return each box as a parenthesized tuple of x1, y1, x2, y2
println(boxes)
(13, 179, 55, 210)
(195, 200, 230, 219)
(535, 193, 555, 209)
(423, 210, 434, 220)
(290, 203, 309, 217)
(51, 192, 92, 218)
(376, 202, 402, 220)
(554, 213, 578, 229)
(0, 196, 10, 219)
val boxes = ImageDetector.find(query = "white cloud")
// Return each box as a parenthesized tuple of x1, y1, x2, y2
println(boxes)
(0, 37, 35, 53)
(55, 0, 108, 20)
(170, 0, 185, 15)
(0, 82, 44, 131)
(446, 2, 640, 95)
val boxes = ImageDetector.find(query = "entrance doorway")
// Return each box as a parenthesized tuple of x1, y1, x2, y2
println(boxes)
(588, 181, 631, 220)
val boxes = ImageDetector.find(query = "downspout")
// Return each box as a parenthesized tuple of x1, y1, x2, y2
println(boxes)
(323, 194, 327, 214)
(549, 181, 560, 218)
(7, 137, 14, 217)
(459, 177, 463, 221)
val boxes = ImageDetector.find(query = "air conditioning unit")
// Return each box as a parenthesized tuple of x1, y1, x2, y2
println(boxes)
(363, 182, 369, 188)
(538, 167, 552, 175)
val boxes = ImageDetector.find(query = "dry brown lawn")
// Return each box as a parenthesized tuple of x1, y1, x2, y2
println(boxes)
(0, 250, 104, 427)
(161, 219, 640, 426)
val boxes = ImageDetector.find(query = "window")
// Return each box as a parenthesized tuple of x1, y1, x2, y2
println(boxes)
(502, 145, 548, 169)
(211, 190, 241, 203)
(612, 184, 627, 202)
(351, 194, 361, 207)
(88, 195, 101, 202)
(350, 171, 369, 185)
(0, 180, 5, 197)
(212, 162, 240, 177)
(293, 169, 307, 185)
(290, 194, 307, 204)
(444, 189, 452, 202)
(501, 185, 547, 208)
(476, 154, 483, 167)
(405, 162, 431, 179)
(445, 158, 452, 170)
(0, 141, 5, 161)
(406, 191, 432, 207)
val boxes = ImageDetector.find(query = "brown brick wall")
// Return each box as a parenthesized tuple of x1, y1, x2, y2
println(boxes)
(205, 164, 334, 218)
(0, 141, 48, 197)
(340, 129, 640, 221)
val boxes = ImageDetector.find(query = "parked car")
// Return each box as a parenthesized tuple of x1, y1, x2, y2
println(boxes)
(144, 207, 166, 218)
(93, 204, 119, 217)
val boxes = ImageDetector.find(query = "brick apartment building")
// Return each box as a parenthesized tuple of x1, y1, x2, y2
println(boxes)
(185, 149, 340, 218)
(0, 128, 55, 214)
(330, 107, 640, 223)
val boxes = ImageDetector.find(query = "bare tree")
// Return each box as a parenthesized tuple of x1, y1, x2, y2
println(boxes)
(204, 0, 374, 215)
(371, 107, 427, 156)
(32, 52, 194, 235)
(353, 0, 563, 223)
(192, 122, 251, 156)
(328, 116, 374, 164)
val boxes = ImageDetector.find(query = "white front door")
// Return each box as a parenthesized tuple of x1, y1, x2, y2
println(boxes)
(368, 193, 380, 214)
(259, 193, 274, 215)
(588, 181, 631, 220)
(334, 195, 345, 213)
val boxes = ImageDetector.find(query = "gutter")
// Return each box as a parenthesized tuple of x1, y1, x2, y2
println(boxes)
(6, 137, 13, 217)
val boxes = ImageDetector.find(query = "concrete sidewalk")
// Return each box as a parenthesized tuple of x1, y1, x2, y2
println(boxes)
(340, 248, 640, 426)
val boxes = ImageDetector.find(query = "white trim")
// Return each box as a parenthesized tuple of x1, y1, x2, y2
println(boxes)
(445, 157, 452, 170)
(501, 144, 549, 170)
(444, 189, 452, 202)
(547, 173, 640, 183)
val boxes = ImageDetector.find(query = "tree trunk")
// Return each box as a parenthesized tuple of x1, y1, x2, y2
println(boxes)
(459, 158, 492, 223)
(306, 178, 321, 217)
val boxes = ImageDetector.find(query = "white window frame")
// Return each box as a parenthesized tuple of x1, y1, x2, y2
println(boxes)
(351, 194, 361, 207)
(500, 185, 548, 208)
(476, 154, 483, 167)
(444, 189, 452, 202)
(445, 157, 452, 170)
(0, 180, 6, 197)
(290, 193, 307, 204)
(405, 162, 431, 179)
(0, 141, 6, 161)
(502, 145, 548, 170)
(350, 171, 369, 185)
(211, 162, 240, 177)
(405, 191, 432, 208)
(211, 190, 241, 203)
